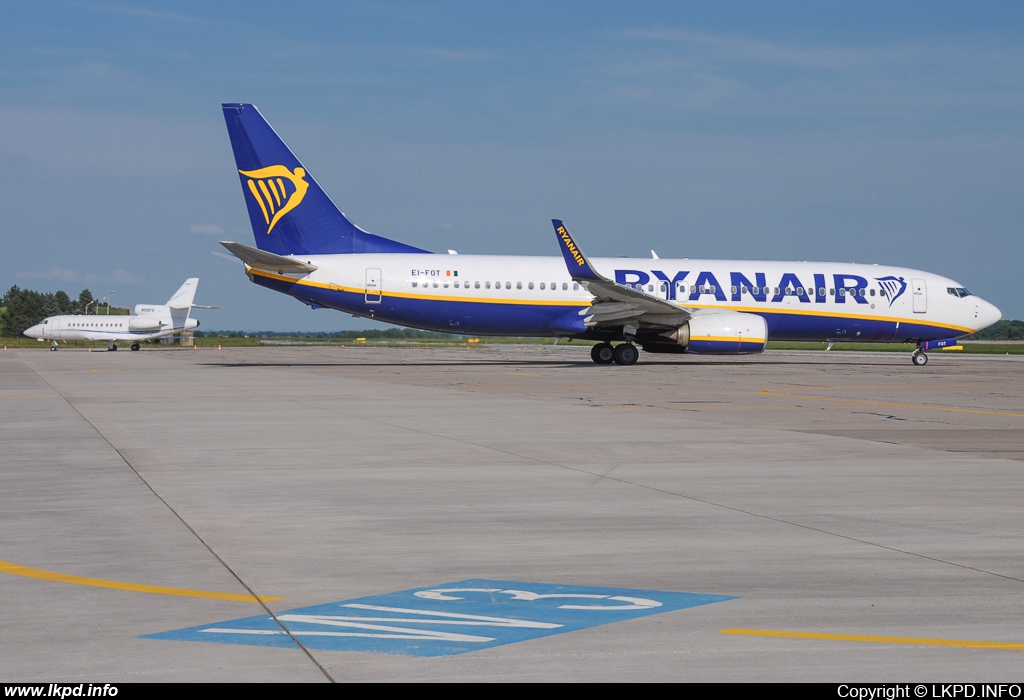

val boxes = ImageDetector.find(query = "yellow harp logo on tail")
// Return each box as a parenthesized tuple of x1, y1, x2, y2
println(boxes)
(239, 165, 310, 234)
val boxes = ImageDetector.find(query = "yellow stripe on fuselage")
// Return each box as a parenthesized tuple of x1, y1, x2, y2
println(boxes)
(692, 336, 766, 344)
(249, 268, 588, 308)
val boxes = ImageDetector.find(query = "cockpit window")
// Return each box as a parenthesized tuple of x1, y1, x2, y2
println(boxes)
(946, 287, 972, 298)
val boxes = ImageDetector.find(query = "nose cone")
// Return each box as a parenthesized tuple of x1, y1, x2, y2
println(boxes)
(23, 324, 42, 339)
(975, 299, 1002, 332)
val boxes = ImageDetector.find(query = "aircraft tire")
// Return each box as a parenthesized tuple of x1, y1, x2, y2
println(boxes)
(591, 343, 615, 364)
(131, 343, 140, 351)
(613, 343, 639, 366)
(912, 352, 928, 366)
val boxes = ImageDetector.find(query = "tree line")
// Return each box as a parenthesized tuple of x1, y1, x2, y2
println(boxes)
(964, 319, 1024, 341)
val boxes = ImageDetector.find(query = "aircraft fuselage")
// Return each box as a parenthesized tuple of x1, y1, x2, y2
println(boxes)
(245, 253, 999, 342)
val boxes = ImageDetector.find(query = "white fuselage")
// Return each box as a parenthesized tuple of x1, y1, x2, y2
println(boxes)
(246, 253, 1000, 341)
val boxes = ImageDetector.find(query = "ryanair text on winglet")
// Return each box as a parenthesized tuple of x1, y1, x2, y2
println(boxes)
(558, 226, 586, 266)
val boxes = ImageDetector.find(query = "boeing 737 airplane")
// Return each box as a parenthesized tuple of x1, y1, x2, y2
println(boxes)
(219, 103, 1001, 366)
(24, 278, 212, 351)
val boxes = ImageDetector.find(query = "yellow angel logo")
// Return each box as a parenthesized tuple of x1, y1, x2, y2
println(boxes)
(239, 165, 310, 234)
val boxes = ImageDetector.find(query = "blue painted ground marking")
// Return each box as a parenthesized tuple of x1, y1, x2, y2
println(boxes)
(142, 579, 736, 656)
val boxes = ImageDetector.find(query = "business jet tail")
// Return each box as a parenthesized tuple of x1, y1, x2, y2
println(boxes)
(166, 278, 198, 309)
(222, 103, 429, 257)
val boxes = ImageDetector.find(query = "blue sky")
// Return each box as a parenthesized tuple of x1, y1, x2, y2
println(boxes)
(2, 1, 1022, 329)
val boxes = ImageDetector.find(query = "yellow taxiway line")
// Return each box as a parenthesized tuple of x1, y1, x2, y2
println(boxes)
(721, 628, 1024, 649)
(0, 559, 281, 602)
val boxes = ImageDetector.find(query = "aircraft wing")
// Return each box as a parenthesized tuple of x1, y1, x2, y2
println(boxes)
(552, 219, 693, 329)
(219, 241, 318, 275)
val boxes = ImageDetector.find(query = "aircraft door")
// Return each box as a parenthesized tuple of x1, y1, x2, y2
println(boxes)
(912, 278, 927, 313)
(365, 268, 382, 304)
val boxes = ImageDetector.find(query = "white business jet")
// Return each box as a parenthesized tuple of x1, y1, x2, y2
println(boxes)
(218, 103, 1001, 366)
(24, 278, 212, 351)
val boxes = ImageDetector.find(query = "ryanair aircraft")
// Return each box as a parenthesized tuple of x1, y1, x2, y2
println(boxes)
(220, 103, 1001, 366)
(24, 279, 212, 351)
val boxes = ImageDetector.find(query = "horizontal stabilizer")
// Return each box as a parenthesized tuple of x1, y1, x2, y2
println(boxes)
(219, 241, 318, 274)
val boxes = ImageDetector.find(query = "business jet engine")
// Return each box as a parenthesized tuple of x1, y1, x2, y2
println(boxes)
(128, 316, 165, 331)
(643, 311, 767, 355)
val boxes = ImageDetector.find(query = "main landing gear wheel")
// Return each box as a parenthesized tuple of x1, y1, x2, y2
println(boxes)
(912, 351, 928, 366)
(108, 343, 118, 351)
(591, 343, 615, 364)
(130, 343, 140, 351)
(613, 343, 639, 366)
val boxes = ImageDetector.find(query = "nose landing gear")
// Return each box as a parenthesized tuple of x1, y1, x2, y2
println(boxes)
(912, 350, 928, 366)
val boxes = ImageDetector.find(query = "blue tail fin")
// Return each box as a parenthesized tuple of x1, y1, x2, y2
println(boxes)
(222, 103, 430, 256)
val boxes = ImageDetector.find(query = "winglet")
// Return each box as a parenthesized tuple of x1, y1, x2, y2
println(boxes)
(552, 219, 603, 282)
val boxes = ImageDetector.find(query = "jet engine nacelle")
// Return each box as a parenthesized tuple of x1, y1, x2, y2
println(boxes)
(128, 316, 165, 331)
(656, 311, 768, 355)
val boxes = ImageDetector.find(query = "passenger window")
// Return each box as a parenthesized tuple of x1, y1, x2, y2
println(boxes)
(443, 281, 449, 288)
(539, 283, 545, 290)
(647, 284, 654, 292)
(562, 283, 568, 290)
(573, 283, 579, 290)
(506, 282, 512, 289)
(433, 281, 439, 288)
(485, 281, 491, 289)
(517, 282, 522, 290)
(412, 280, 418, 287)
(474, 281, 480, 289)
(731, 286, 738, 295)
(453, 281, 459, 288)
